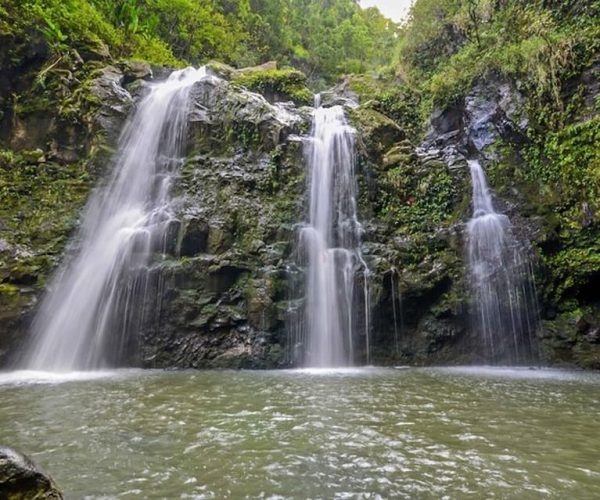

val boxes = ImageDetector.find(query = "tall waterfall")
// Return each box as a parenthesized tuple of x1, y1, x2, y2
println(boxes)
(466, 160, 537, 363)
(22, 67, 210, 371)
(296, 105, 370, 367)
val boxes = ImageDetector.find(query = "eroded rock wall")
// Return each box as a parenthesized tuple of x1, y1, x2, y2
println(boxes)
(1, 56, 598, 369)
(350, 69, 600, 368)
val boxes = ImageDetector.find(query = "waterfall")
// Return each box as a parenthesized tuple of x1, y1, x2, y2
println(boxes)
(296, 104, 370, 367)
(22, 67, 211, 371)
(466, 160, 537, 363)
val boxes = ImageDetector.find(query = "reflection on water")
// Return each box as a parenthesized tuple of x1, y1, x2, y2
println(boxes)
(1, 367, 599, 498)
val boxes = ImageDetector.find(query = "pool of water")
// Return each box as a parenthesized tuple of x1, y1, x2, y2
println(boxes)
(1, 366, 599, 498)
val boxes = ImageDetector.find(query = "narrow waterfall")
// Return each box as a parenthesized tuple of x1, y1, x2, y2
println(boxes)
(466, 160, 537, 363)
(22, 68, 211, 371)
(296, 104, 370, 367)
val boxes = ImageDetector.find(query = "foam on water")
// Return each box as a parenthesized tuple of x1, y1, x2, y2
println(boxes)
(0, 369, 131, 386)
(282, 366, 384, 376)
(431, 365, 598, 381)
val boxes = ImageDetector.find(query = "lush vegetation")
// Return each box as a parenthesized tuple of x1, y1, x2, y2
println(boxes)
(393, 0, 600, 321)
(397, 0, 600, 109)
(0, 0, 398, 83)
(231, 67, 312, 105)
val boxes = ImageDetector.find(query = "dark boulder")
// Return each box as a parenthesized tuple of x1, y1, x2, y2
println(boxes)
(0, 446, 62, 499)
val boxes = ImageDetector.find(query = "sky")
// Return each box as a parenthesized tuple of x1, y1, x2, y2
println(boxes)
(360, 0, 413, 22)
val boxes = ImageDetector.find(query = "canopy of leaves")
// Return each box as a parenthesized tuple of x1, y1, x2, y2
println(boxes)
(0, 0, 399, 83)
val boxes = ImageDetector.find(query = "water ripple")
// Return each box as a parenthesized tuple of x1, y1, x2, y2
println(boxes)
(0, 367, 599, 498)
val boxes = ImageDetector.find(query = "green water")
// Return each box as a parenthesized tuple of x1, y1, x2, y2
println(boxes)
(1, 367, 599, 498)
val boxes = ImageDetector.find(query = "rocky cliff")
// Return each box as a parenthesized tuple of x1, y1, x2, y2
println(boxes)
(0, 50, 598, 368)
(348, 66, 600, 368)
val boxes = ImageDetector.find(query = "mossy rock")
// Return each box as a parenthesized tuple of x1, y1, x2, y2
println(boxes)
(382, 140, 417, 169)
(206, 61, 236, 80)
(232, 67, 312, 106)
(345, 75, 423, 142)
(348, 106, 404, 157)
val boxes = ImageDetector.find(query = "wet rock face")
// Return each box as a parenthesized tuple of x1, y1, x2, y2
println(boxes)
(0, 446, 62, 499)
(0, 63, 132, 164)
(1, 57, 597, 369)
(135, 74, 310, 368)
(186, 77, 309, 154)
(0, 60, 311, 369)
(342, 84, 472, 365)
(380, 67, 599, 368)
(348, 73, 553, 366)
(88, 65, 133, 146)
(421, 76, 529, 167)
(463, 80, 528, 155)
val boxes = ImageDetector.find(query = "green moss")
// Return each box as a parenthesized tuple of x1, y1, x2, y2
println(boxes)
(56, 62, 125, 120)
(542, 240, 600, 305)
(348, 106, 403, 156)
(347, 75, 423, 142)
(0, 150, 17, 168)
(0, 153, 91, 252)
(377, 158, 459, 235)
(235, 123, 263, 151)
(573, 343, 600, 369)
(128, 33, 182, 67)
(399, 1, 600, 114)
(233, 68, 313, 106)
(517, 113, 600, 310)
(525, 116, 600, 226)
(0, 283, 20, 297)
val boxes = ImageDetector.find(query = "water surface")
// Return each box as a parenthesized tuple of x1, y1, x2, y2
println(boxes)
(1, 367, 599, 498)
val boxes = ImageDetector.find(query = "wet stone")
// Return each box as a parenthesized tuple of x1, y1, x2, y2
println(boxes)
(0, 446, 62, 499)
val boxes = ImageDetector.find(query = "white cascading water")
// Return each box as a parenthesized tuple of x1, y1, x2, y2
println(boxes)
(22, 67, 211, 371)
(298, 104, 370, 367)
(466, 159, 537, 363)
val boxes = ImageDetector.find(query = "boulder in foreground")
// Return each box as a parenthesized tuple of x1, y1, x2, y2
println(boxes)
(0, 446, 62, 499)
